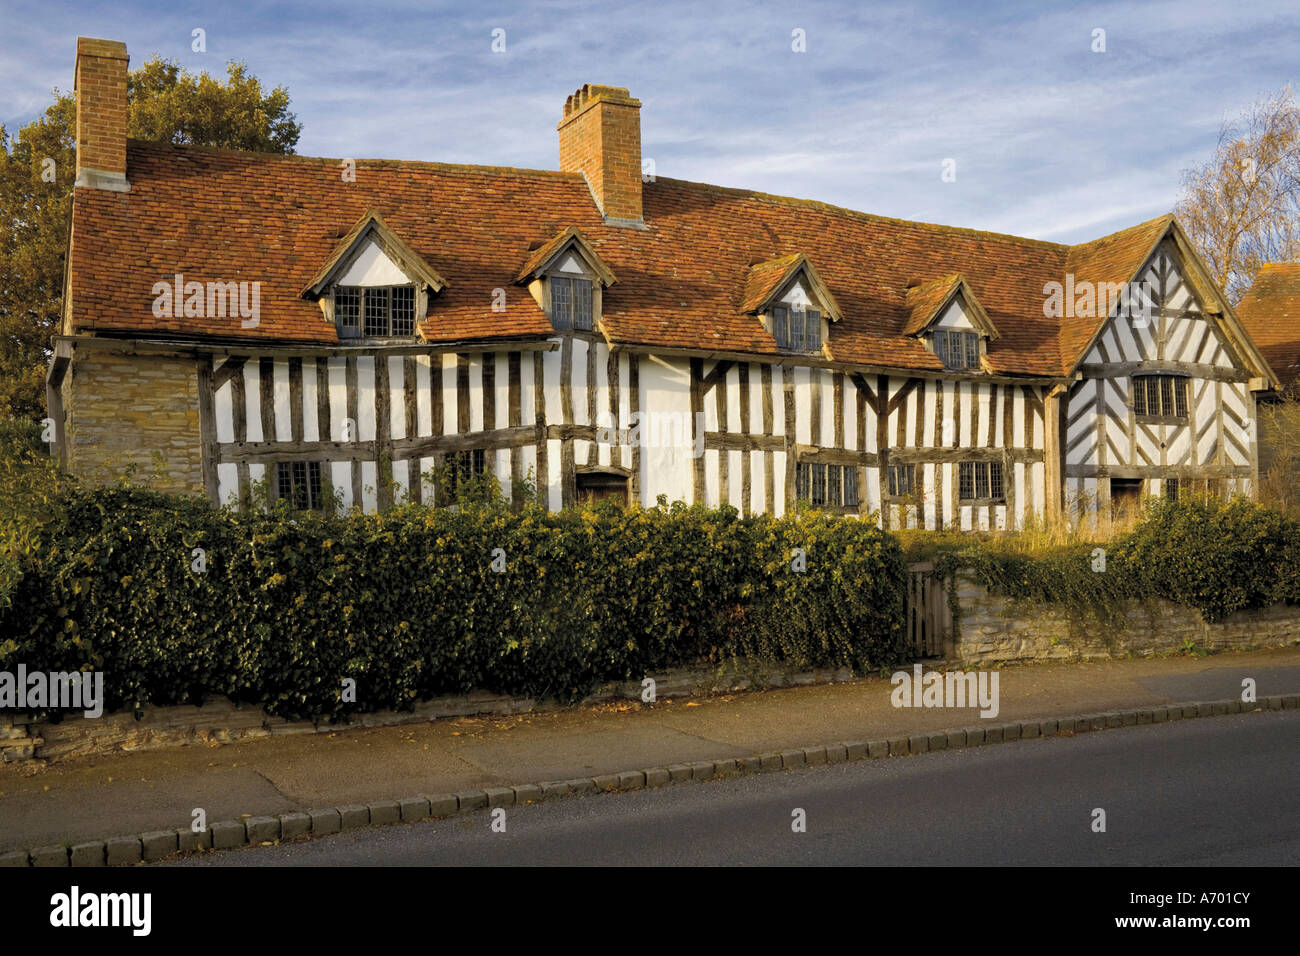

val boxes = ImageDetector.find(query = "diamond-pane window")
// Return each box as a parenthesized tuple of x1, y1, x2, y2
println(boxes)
(936, 330, 980, 370)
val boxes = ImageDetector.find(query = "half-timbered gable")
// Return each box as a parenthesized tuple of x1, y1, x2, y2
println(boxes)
(1062, 227, 1274, 524)
(49, 39, 1286, 531)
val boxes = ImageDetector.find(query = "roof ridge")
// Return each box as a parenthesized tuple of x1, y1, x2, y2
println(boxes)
(907, 272, 964, 290)
(648, 176, 1072, 251)
(1066, 213, 1174, 251)
(124, 141, 1170, 255)
(125, 139, 586, 182)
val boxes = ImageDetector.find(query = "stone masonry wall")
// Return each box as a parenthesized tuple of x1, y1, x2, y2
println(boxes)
(951, 573, 1300, 666)
(62, 349, 204, 497)
(0, 664, 852, 765)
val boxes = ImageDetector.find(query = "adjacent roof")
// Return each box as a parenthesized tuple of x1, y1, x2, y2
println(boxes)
(66, 139, 1283, 379)
(1056, 215, 1174, 366)
(1237, 262, 1300, 385)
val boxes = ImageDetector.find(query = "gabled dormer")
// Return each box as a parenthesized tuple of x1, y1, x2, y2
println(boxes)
(741, 253, 842, 355)
(302, 211, 447, 341)
(516, 227, 617, 333)
(903, 274, 999, 372)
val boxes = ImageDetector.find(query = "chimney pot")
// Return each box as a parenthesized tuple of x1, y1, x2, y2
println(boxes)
(557, 84, 644, 227)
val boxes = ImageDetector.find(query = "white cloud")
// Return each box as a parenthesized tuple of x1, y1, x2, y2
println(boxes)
(3, 0, 1297, 245)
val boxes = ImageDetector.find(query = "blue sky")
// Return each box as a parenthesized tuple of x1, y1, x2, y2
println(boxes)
(4, 0, 1297, 244)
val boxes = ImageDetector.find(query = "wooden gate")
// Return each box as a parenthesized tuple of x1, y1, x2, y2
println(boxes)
(904, 562, 951, 659)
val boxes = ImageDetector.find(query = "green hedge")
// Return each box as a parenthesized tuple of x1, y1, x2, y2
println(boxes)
(0, 487, 907, 721)
(1114, 495, 1300, 621)
(927, 495, 1300, 627)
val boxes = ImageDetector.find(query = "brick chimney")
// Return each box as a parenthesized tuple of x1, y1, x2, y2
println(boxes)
(74, 37, 130, 192)
(558, 84, 643, 227)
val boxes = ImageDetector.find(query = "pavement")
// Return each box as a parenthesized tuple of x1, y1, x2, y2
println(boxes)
(2, 645, 1299, 854)
(174, 709, 1300, 866)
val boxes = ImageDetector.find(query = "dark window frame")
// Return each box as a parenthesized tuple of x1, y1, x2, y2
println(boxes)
(335, 284, 416, 339)
(771, 304, 823, 353)
(550, 275, 594, 331)
(958, 460, 1005, 503)
(276, 460, 323, 510)
(934, 329, 981, 371)
(885, 463, 916, 498)
(1133, 373, 1189, 422)
(795, 461, 858, 510)
(439, 449, 488, 504)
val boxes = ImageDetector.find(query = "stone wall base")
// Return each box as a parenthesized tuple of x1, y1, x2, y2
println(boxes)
(951, 575, 1300, 666)
(0, 664, 853, 765)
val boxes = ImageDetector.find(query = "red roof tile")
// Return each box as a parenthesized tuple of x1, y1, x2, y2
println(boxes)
(901, 274, 963, 336)
(67, 141, 1195, 377)
(1237, 262, 1300, 385)
(739, 253, 805, 313)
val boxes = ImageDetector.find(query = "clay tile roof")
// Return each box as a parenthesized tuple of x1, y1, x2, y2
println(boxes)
(1237, 262, 1300, 385)
(739, 252, 842, 322)
(739, 253, 805, 313)
(902, 273, 1000, 341)
(302, 210, 448, 298)
(67, 142, 1223, 380)
(901, 274, 962, 336)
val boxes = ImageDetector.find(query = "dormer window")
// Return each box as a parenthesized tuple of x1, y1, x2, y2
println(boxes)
(934, 330, 979, 370)
(515, 227, 617, 334)
(903, 275, 999, 373)
(301, 211, 447, 343)
(334, 285, 416, 339)
(771, 304, 821, 352)
(740, 253, 842, 355)
(550, 276, 593, 331)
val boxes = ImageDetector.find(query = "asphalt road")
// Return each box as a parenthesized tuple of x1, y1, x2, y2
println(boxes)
(172, 710, 1300, 866)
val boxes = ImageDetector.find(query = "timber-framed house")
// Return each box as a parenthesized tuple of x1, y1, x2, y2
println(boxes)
(50, 38, 1282, 530)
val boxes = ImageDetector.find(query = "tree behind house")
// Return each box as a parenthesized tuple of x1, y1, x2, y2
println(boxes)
(0, 57, 302, 422)
(1175, 85, 1300, 304)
